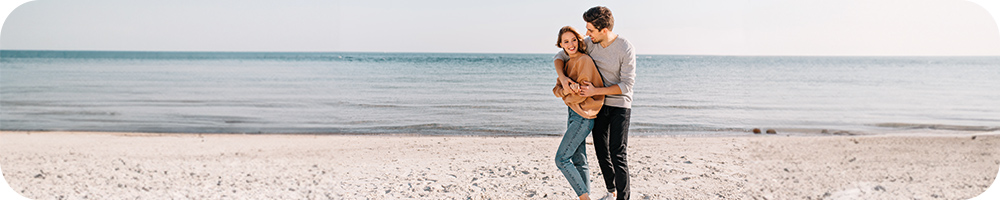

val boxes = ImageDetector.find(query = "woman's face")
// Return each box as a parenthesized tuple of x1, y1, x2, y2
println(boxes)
(560, 32, 579, 55)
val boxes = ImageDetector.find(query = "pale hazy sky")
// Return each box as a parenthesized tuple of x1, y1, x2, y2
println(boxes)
(2, 0, 1000, 56)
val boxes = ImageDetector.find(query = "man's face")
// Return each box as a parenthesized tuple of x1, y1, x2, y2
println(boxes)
(585, 22, 605, 43)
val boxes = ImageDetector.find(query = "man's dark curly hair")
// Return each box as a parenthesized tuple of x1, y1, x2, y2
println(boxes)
(583, 6, 614, 31)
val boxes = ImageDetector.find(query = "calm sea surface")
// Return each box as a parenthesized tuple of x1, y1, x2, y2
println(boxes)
(2, 51, 998, 136)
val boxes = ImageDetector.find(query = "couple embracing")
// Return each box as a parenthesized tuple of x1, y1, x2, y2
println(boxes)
(552, 6, 636, 200)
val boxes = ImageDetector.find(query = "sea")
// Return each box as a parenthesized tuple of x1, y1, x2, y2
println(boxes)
(1, 50, 998, 136)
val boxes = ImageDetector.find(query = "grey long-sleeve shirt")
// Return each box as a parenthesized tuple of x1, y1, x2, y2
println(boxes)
(555, 36, 636, 108)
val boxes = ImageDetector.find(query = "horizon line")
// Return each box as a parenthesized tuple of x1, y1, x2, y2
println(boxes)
(2, 49, 999, 57)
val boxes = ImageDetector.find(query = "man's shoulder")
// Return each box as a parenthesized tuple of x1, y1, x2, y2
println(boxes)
(615, 36, 634, 49)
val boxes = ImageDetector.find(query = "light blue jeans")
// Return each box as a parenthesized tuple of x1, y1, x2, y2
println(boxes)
(555, 107, 593, 197)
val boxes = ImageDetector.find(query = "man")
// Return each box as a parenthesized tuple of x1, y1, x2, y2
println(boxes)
(554, 6, 636, 200)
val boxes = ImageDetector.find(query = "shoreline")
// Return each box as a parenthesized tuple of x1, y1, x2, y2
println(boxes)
(3, 129, 997, 138)
(2, 131, 998, 199)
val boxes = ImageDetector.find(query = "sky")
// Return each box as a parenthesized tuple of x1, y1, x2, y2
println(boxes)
(2, 1, 1000, 199)
(1, 0, 1000, 56)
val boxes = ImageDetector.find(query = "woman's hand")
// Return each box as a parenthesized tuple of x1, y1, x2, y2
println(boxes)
(558, 76, 579, 93)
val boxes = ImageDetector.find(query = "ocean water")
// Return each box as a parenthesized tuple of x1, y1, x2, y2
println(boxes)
(2, 50, 998, 136)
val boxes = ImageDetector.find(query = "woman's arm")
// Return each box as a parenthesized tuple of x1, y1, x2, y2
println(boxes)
(561, 59, 596, 104)
(554, 59, 579, 94)
(552, 79, 575, 97)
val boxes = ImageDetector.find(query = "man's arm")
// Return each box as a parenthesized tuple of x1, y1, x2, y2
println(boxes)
(580, 45, 635, 97)
(579, 81, 621, 97)
(615, 44, 636, 97)
(554, 59, 567, 79)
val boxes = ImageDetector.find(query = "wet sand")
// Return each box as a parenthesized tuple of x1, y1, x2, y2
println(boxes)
(1, 131, 998, 199)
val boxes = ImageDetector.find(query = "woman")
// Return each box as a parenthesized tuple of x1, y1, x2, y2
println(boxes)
(552, 26, 605, 200)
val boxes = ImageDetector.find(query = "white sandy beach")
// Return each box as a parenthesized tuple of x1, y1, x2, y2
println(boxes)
(1, 131, 998, 199)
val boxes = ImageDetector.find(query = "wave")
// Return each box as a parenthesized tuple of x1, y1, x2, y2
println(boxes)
(871, 123, 1000, 132)
(632, 104, 789, 111)
(630, 122, 748, 133)
(0, 50, 552, 65)
(372, 123, 553, 136)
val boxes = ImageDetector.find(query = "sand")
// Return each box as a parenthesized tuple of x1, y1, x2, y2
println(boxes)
(1, 131, 998, 199)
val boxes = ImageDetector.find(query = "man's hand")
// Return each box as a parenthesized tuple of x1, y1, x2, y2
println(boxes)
(579, 81, 596, 97)
(558, 76, 579, 93)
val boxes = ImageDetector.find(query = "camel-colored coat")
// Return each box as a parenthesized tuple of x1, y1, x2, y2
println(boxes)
(553, 53, 605, 119)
